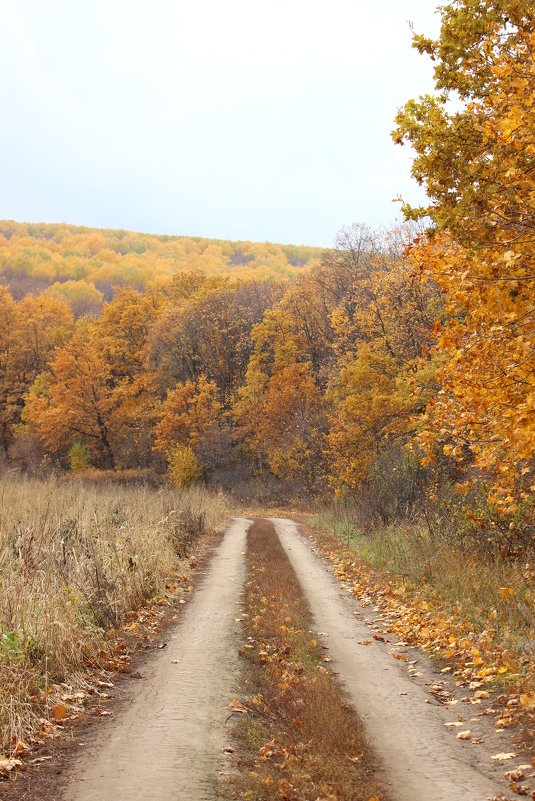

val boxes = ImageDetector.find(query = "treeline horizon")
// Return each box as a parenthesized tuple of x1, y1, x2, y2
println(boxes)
(0, 219, 323, 317)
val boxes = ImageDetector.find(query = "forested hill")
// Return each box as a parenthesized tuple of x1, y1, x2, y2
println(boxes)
(0, 220, 323, 315)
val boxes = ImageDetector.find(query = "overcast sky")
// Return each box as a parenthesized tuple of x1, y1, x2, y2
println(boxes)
(0, 1, 440, 246)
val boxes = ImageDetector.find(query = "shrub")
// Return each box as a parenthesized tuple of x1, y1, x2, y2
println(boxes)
(69, 440, 91, 472)
(167, 444, 202, 488)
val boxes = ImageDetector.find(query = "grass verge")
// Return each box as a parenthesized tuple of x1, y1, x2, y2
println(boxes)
(308, 511, 535, 752)
(222, 519, 387, 801)
(0, 473, 226, 759)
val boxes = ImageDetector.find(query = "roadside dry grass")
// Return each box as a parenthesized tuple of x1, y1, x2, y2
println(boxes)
(0, 473, 226, 755)
(312, 510, 535, 661)
(308, 513, 535, 753)
(223, 520, 387, 801)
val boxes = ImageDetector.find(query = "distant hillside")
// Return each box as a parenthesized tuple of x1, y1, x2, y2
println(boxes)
(0, 220, 324, 315)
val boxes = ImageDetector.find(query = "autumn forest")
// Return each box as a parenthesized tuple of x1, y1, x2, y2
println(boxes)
(1, 2, 534, 557)
(2, 2, 535, 798)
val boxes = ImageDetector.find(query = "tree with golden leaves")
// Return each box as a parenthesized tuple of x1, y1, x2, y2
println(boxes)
(25, 335, 117, 468)
(154, 375, 226, 479)
(326, 230, 441, 492)
(0, 288, 73, 452)
(394, 0, 535, 514)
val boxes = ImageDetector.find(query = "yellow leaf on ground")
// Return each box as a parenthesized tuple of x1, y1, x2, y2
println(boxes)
(229, 699, 249, 714)
(520, 693, 535, 710)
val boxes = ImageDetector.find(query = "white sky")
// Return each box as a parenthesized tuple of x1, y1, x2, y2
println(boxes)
(0, 1, 440, 246)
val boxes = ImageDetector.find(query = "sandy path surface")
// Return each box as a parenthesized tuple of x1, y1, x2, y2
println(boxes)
(63, 517, 251, 801)
(272, 518, 505, 801)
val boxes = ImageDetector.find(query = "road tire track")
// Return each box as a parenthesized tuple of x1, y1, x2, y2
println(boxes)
(272, 517, 504, 801)
(63, 517, 251, 801)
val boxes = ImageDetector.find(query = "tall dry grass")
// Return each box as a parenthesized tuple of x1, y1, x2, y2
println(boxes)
(0, 472, 226, 751)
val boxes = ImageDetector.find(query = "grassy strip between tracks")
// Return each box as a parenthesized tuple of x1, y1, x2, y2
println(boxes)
(222, 519, 387, 801)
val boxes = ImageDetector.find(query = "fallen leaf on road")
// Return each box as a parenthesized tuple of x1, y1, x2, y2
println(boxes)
(509, 782, 529, 795)
(392, 651, 408, 661)
(504, 765, 532, 781)
(490, 752, 518, 760)
(456, 730, 471, 739)
(229, 699, 249, 714)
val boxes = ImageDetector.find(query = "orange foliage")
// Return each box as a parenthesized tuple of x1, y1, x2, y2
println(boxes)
(154, 375, 225, 473)
(395, 1, 535, 512)
(0, 288, 73, 451)
(2, 0, 535, 537)
(0, 220, 322, 304)
(25, 336, 117, 468)
(326, 231, 441, 491)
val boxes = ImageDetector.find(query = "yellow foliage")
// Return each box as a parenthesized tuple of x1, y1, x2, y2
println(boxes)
(167, 444, 202, 488)
(395, 6, 535, 508)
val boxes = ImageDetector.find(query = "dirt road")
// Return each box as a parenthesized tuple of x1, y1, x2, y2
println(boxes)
(64, 517, 251, 801)
(53, 516, 515, 801)
(272, 518, 508, 801)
